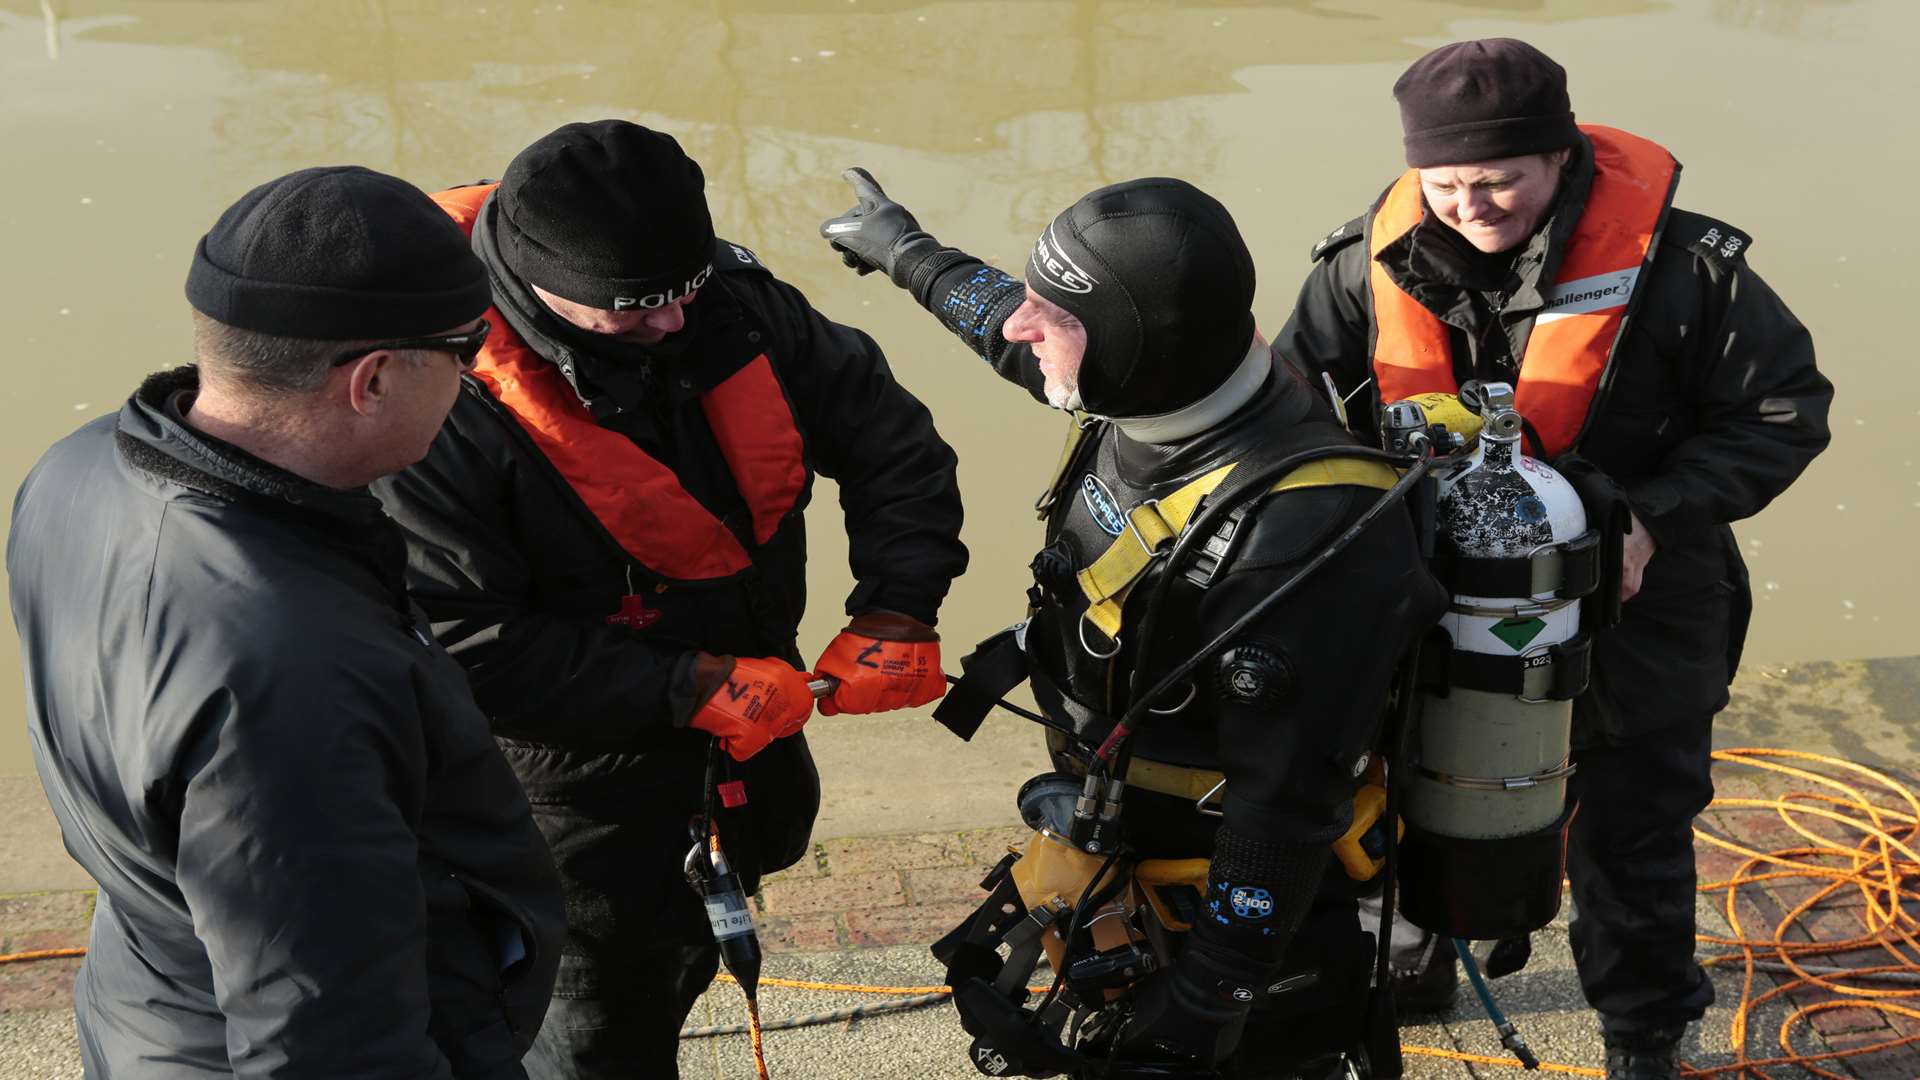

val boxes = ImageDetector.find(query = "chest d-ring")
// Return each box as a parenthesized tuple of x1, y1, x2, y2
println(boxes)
(1147, 680, 1197, 715)
(1078, 612, 1123, 659)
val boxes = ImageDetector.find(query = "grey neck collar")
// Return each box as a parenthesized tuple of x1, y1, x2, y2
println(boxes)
(1107, 335, 1270, 445)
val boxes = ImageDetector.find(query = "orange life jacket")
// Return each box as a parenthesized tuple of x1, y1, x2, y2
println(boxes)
(1366, 125, 1679, 457)
(431, 184, 808, 583)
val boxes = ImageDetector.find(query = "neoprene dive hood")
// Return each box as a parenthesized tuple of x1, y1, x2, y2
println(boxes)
(1025, 178, 1257, 419)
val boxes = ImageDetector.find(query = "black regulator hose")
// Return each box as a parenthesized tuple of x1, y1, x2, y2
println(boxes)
(1094, 449, 1438, 766)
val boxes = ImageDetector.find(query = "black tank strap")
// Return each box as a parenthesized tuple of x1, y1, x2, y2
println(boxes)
(1432, 529, 1601, 601)
(1446, 632, 1592, 701)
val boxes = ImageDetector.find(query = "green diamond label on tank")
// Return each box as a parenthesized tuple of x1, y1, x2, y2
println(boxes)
(1490, 616, 1548, 652)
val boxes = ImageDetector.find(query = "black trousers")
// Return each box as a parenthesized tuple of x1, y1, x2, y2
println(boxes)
(519, 803, 718, 1080)
(1566, 714, 1717, 1032)
(505, 736, 818, 1078)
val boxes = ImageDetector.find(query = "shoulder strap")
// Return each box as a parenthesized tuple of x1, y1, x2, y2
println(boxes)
(1034, 413, 1104, 519)
(1076, 457, 1399, 640)
(1311, 215, 1368, 262)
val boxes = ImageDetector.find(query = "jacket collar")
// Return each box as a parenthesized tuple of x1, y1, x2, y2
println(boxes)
(115, 367, 403, 571)
(1374, 134, 1597, 320)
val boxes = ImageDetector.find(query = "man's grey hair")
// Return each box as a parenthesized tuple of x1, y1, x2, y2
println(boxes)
(190, 310, 418, 394)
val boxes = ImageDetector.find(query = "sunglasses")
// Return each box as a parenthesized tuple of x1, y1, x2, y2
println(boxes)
(330, 319, 491, 370)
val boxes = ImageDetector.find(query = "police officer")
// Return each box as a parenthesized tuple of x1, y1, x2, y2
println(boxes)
(371, 122, 968, 1079)
(1272, 39, 1833, 1080)
(823, 171, 1447, 1077)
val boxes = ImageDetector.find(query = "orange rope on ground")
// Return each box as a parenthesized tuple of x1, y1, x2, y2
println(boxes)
(0, 946, 83, 964)
(744, 997, 772, 1080)
(1678, 748, 1920, 1079)
(4, 748, 1915, 1078)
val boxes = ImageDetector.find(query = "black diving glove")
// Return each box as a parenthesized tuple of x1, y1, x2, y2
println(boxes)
(1118, 936, 1265, 1067)
(820, 167, 958, 292)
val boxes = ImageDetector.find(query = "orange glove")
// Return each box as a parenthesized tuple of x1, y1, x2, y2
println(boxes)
(687, 655, 814, 762)
(811, 612, 945, 717)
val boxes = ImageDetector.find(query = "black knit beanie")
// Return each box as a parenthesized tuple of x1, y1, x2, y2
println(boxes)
(495, 120, 716, 311)
(1026, 178, 1256, 418)
(1394, 39, 1580, 167)
(184, 166, 491, 339)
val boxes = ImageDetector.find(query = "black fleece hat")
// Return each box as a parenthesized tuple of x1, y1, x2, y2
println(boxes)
(495, 120, 717, 311)
(1026, 178, 1256, 418)
(185, 166, 491, 339)
(1394, 38, 1580, 167)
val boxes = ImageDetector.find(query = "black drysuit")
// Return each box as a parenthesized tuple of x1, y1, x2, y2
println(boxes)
(9, 369, 566, 1079)
(1272, 133, 1833, 1031)
(371, 192, 968, 1078)
(915, 255, 1448, 1075)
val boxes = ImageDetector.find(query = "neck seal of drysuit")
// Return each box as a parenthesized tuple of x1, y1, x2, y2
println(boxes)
(1111, 334, 1270, 445)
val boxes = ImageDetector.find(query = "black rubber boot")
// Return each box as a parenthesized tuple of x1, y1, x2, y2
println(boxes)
(1600, 1024, 1685, 1080)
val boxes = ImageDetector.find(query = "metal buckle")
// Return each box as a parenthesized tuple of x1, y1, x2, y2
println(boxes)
(1448, 598, 1569, 620)
(1523, 540, 1573, 601)
(1078, 613, 1123, 659)
(1195, 777, 1226, 818)
(1124, 497, 1170, 563)
(1517, 643, 1557, 704)
(1414, 757, 1576, 791)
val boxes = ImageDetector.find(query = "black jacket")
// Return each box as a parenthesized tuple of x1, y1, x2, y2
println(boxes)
(8, 369, 566, 1080)
(1273, 134, 1833, 738)
(370, 223, 967, 868)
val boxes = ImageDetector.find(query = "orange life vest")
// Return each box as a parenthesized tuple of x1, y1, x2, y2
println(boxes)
(431, 184, 808, 583)
(1367, 125, 1679, 457)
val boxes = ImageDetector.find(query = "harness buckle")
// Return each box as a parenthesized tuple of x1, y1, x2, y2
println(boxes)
(1124, 497, 1171, 564)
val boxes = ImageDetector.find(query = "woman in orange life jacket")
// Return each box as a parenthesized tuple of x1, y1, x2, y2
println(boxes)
(1271, 39, 1833, 1080)
(371, 121, 968, 1080)
(823, 172, 1447, 1077)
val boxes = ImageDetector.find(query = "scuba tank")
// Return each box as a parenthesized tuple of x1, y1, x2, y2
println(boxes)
(1395, 381, 1600, 941)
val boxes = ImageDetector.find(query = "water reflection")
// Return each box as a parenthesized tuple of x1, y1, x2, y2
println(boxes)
(0, 0, 1906, 780)
(36, 0, 1695, 264)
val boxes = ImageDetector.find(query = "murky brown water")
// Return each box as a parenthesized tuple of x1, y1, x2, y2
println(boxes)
(1, 0, 1908, 773)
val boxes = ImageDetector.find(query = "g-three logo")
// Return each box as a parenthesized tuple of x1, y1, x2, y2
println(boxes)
(612, 263, 714, 309)
(1029, 224, 1100, 295)
(1080, 475, 1127, 537)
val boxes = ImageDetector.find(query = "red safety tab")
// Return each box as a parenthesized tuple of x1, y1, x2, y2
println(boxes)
(718, 781, 749, 808)
(603, 594, 663, 630)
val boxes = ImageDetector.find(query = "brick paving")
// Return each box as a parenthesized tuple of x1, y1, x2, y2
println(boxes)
(3, 766, 1915, 1078)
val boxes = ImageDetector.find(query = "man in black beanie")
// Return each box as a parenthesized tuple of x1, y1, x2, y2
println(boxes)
(9, 165, 567, 1078)
(1273, 38, 1832, 1079)
(821, 173, 1446, 1078)
(370, 121, 968, 1079)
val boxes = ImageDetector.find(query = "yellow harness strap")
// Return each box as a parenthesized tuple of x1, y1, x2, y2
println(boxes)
(1035, 413, 1099, 519)
(1075, 457, 1400, 640)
